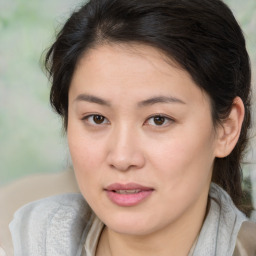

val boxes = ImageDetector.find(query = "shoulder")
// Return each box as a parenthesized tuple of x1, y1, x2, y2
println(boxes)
(209, 184, 256, 256)
(234, 220, 256, 256)
(11, 193, 89, 217)
(10, 193, 90, 232)
(10, 193, 92, 256)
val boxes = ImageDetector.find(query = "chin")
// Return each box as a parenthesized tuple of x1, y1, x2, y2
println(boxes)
(110, 224, 154, 236)
(100, 212, 164, 236)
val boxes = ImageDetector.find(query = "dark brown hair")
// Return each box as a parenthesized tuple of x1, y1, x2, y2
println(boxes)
(45, 0, 251, 209)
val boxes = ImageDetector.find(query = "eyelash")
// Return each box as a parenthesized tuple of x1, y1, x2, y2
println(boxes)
(81, 114, 174, 127)
(82, 114, 110, 125)
(144, 115, 174, 127)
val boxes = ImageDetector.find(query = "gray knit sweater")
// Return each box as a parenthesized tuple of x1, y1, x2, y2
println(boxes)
(9, 183, 249, 256)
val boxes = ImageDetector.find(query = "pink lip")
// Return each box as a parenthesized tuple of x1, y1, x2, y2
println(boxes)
(104, 183, 154, 207)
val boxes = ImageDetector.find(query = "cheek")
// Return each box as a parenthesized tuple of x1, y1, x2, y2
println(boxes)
(68, 137, 104, 206)
(68, 119, 104, 166)
(67, 126, 106, 192)
(148, 136, 214, 214)
(148, 128, 215, 186)
(151, 137, 213, 168)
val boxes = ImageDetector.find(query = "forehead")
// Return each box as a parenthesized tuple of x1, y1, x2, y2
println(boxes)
(76, 43, 180, 79)
(69, 43, 210, 108)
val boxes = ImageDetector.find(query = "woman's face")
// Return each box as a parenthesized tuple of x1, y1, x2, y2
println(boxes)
(68, 43, 220, 236)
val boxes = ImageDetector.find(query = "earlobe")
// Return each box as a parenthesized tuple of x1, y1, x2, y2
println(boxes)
(215, 97, 245, 158)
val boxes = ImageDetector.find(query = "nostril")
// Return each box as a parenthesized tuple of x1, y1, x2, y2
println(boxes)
(106, 141, 145, 171)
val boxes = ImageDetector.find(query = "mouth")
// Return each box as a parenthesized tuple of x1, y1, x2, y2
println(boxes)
(104, 183, 154, 207)
(113, 189, 142, 194)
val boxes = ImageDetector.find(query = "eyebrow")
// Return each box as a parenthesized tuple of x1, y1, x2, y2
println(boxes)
(74, 94, 185, 107)
(138, 96, 185, 107)
(74, 94, 111, 106)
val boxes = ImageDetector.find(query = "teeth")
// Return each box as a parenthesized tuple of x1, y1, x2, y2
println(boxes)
(115, 189, 141, 194)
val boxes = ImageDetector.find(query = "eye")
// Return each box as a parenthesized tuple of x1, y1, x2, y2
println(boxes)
(82, 114, 109, 125)
(145, 115, 173, 126)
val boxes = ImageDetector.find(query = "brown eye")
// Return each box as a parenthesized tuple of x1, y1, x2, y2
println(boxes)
(146, 115, 173, 127)
(153, 116, 166, 126)
(93, 115, 105, 124)
(83, 114, 109, 125)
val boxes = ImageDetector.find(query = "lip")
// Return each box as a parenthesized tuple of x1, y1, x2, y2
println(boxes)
(104, 183, 154, 207)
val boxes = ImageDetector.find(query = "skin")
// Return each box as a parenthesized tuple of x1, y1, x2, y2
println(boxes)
(67, 43, 244, 256)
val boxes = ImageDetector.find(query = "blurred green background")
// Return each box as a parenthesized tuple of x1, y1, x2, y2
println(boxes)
(0, 0, 256, 204)
(0, 0, 84, 184)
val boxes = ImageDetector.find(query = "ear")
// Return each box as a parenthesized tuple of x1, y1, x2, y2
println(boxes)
(214, 97, 245, 158)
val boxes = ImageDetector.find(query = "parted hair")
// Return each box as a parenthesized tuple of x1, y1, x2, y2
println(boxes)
(45, 0, 251, 210)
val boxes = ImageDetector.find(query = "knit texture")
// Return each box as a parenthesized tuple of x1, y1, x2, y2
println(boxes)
(10, 183, 247, 256)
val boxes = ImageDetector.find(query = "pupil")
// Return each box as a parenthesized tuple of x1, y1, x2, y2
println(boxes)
(93, 115, 104, 124)
(154, 116, 165, 125)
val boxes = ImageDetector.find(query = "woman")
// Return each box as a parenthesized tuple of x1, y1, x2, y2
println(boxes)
(10, 0, 256, 255)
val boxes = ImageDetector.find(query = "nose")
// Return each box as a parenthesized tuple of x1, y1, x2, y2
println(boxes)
(106, 126, 145, 172)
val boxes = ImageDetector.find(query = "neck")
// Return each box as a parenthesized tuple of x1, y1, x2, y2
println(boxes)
(106, 226, 198, 256)
(96, 193, 209, 256)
